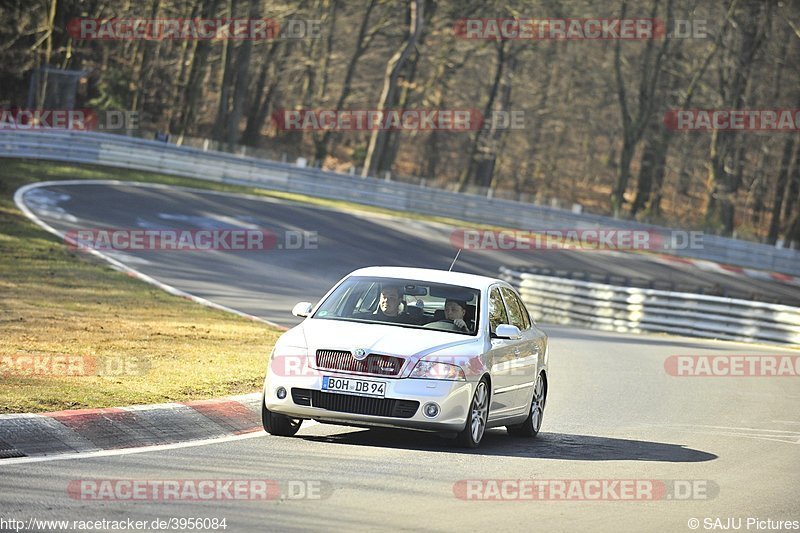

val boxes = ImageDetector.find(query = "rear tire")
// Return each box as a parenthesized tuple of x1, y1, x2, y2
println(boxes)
(507, 373, 546, 438)
(455, 378, 490, 448)
(262, 392, 302, 437)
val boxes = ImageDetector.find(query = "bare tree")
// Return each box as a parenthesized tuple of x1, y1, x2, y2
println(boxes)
(704, 0, 768, 235)
(224, 0, 258, 147)
(767, 137, 797, 243)
(361, 0, 425, 177)
(611, 0, 672, 217)
(212, 0, 237, 143)
(173, 0, 220, 138)
(312, 0, 385, 163)
(457, 40, 517, 191)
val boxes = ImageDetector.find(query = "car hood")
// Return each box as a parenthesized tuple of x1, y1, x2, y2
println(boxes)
(292, 318, 480, 359)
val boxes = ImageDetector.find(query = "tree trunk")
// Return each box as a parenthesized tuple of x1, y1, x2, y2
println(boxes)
(36, 0, 58, 108)
(361, 0, 424, 177)
(640, 0, 734, 218)
(173, 0, 219, 138)
(630, 122, 658, 217)
(766, 136, 795, 244)
(704, 0, 766, 235)
(379, 48, 418, 174)
(783, 209, 800, 249)
(316, 0, 338, 104)
(167, 1, 201, 133)
(417, 44, 473, 181)
(305, 0, 341, 163)
(313, 0, 378, 163)
(611, 0, 671, 217)
(781, 141, 800, 246)
(226, 0, 257, 148)
(457, 40, 506, 191)
(240, 41, 290, 145)
(631, 55, 682, 218)
(379, 0, 435, 173)
(521, 41, 558, 195)
(131, 0, 161, 113)
(212, 0, 237, 143)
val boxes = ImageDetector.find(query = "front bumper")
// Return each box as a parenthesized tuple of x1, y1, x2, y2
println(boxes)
(264, 369, 474, 432)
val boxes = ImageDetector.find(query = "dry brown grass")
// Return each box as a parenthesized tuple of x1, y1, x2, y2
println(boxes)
(0, 159, 283, 412)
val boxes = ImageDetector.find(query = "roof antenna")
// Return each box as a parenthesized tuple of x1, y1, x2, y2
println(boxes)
(448, 249, 462, 272)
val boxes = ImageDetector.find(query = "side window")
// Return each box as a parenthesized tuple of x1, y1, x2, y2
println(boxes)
(488, 288, 508, 333)
(501, 287, 529, 330)
(516, 293, 532, 329)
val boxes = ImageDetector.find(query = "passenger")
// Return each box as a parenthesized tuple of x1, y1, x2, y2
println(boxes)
(373, 285, 414, 323)
(444, 299, 471, 332)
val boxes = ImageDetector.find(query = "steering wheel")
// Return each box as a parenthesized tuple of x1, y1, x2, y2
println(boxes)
(422, 320, 462, 332)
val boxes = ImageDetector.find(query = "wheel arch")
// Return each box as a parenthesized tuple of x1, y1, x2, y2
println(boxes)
(481, 372, 493, 411)
(539, 369, 548, 405)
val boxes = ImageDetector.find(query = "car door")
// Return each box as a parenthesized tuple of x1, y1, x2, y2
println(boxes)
(486, 285, 527, 419)
(500, 286, 539, 409)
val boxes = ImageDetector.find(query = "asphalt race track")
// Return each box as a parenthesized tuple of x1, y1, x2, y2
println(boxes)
(1, 181, 798, 532)
(15, 181, 800, 322)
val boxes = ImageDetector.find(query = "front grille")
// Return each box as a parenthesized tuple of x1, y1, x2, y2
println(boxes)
(315, 349, 404, 376)
(292, 388, 419, 418)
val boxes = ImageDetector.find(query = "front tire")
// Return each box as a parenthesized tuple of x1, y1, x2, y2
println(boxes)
(456, 378, 490, 448)
(507, 373, 546, 438)
(262, 392, 302, 437)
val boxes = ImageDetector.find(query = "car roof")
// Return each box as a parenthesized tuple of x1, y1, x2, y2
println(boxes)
(347, 266, 502, 290)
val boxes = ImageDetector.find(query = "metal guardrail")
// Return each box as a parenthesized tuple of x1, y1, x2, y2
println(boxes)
(2, 129, 799, 276)
(500, 267, 800, 346)
(510, 266, 800, 306)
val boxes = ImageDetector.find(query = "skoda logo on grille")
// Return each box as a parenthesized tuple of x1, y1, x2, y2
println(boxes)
(352, 348, 368, 361)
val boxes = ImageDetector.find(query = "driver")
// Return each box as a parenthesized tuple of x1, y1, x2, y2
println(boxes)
(444, 299, 470, 332)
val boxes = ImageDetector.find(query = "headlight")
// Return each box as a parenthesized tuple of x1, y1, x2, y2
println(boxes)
(410, 360, 466, 381)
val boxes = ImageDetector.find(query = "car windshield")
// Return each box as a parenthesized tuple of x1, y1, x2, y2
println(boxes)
(312, 276, 481, 336)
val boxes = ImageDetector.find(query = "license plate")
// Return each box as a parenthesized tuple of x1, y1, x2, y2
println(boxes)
(322, 376, 386, 398)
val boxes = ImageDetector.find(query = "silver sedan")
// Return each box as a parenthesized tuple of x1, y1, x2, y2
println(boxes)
(262, 266, 549, 448)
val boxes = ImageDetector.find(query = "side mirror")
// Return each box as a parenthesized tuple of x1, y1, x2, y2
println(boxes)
(291, 302, 313, 318)
(494, 324, 522, 340)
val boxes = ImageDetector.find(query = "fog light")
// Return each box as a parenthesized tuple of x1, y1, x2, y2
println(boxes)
(276, 387, 287, 399)
(423, 402, 440, 418)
